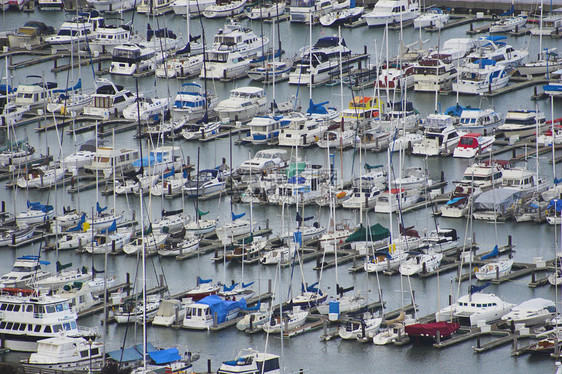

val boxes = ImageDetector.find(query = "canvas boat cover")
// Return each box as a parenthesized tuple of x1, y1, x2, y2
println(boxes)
(405, 321, 460, 338)
(198, 295, 247, 324)
(473, 188, 521, 214)
(345, 223, 390, 243)
(107, 343, 157, 363)
(148, 348, 182, 365)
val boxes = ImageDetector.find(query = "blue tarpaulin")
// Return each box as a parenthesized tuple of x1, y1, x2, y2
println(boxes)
(470, 282, 491, 295)
(107, 343, 156, 363)
(547, 199, 562, 213)
(148, 348, 182, 365)
(197, 295, 246, 324)
(132, 153, 164, 168)
(232, 212, 246, 221)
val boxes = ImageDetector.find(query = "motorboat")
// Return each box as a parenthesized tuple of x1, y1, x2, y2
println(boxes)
(538, 125, 562, 146)
(262, 309, 308, 333)
(315, 129, 356, 149)
(215, 87, 267, 123)
(412, 58, 457, 92)
(236, 309, 270, 331)
(435, 291, 515, 326)
(84, 146, 140, 178)
(82, 79, 137, 119)
(424, 227, 459, 252)
(453, 133, 495, 158)
(182, 295, 246, 329)
(338, 313, 383, 340)
(171, 0, 215, 15)
(181, 121, 221, 141)
(7, 21, 55, 50)
(35, 264, 91, 290)
(45, 12, 104, 52)
(216, 217, 255, 245)
(132, 146, 184, 176)
(183, 169, 226, 197)
(376, 99, 420, 131)
(289, 51, 341, 86)
(341, 186, 381, 209)
(453, 59, 512, 95)
(289, 0, 335, 23)
(466, 36, 528, 68)
(500, 167, 548, 198)
(243, 116, 288, 144)
(210, 22, 269, 60)
(122, 97, 170, 121)
(530, 11, 562, 36)
(152, 299, 186, 327)
(474, 257, 515, 281)
(501, 298, 556, 326)
(319, 5, 364, 27)
(248, 59, 294, 83)
(156, 53, 204, 79)
(414, 7, 450, 29)
(171, 83, 217, 122)
(0, 288, 96, 352)
(202, 0, 248, 18)
(497, 109, 547, 139)
(339, 96, 383, 127)
(399, 252, 444, 276)
(137, 0, 174, 15)
(260, 242, 298, 265)
(109, 43, 166, 76)
(377, 65, 415, 92)
(236, 149, 289, 176)
(87, 0, 135, 12)
(248, 1, 286, 19)
(88, 22, 138, 54)
(21, 337, 104, 373)
(278, 115, 329, 147)
(373, 188, 420, 213)
(456, 108, 504, 136)
(201, 49, 251, 81)
(0, 256, 51, 288)
(389, 166, 432, 190)
(412, 125, 464, 156)
(216, 349, 280, 374)
(388, 131, 423, 152)
(364, 0, 419, 27)
(14, 76, 58, 109)
(489, 14, 527, 33)
(113, 294, 162, 323)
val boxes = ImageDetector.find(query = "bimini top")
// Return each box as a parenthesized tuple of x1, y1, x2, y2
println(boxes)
(313, 36, 346, 49)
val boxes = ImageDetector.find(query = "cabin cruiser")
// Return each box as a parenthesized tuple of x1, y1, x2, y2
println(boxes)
(201, 50, 251, 81)
(376, 100, 420, 131)
(472, 188, 521, 221)
(319, 3, 364, 27)
(202, 0, 248, 18)
(215, 87, 267, 123)
(497, 109, 547, 139)
(501, 298, 555, 326)
(122, 96, 169, 121)
(412, 125, 464, 156)
(243, 116, 288, 144)
(83, 79, 136, 119)
(389, 166, 432, 190)
(435, 291, 514, 326)
(8, 21, 55, 50)
(466, 36, 528, 68)
(109, 43, 167, 76)
(216, 349, 280, 374)
(456, 108, 504, 135)
(316, 129, 356, 149)
(183, 295, 246, 329)
(89, 23, 139, 54)
(171, 83, 217, 122)
(22, 337, 104, 373)
(538, 125, 562, 146)
(87, 0, 135, 12)
(0, 288, 97, 352)
(236, 149, 289, 176)
(388, 131, 423, 152)
(137, 0, 174, 15)
(152, 299, 186, 327)
(453, 133, 495, 158)
(453, 59, 512, 95)
(132, 146, 183, 176)
(84, 147, 139, 178)
(373, 188, 420, 213)
(377, 65, 415, 91)
(290, 0, 335, 23)
(183, 169, 226, 197)
(45, 12, 104, 52)
(211, 22, 269, 60)
(412, 58, 457, 92)
(364, 0, 419, 27)
(171, 0, 215, 15)
(248, 1, 286, 19)
(414, 7, 450, 29)
(530, 11, 562, 36)
(500, 167, 548, 198)
(156, 52, 204, 79)
(14, 76, 58, 109)
(278, 115, 329, 147)
(0, 256, 51, 288)
(339, 96, 383, 127)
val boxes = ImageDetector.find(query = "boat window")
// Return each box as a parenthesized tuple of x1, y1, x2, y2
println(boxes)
(19, 324, 26, 331)
(56, 303, 64, 312)
(12, 323, 19, 330)
(44, 325, 52, 333)
(27, 324, 33, 331)
(0, 304, 5, 311)
(53, 324, 63, 333)
(6, 304, 13, 312)
(0, 322, 6, 329)
(477, 304, 482, 307)
(470, 303, 475, 307)
(35, 325, 41, 332)
(27, 305, 32, 312)
(71, 321, 77, 329)
(80, 350, 88, 358)
(46, 305, 55, 313)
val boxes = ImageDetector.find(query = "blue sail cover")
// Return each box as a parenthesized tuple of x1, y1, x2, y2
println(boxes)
(232, 212, 246, 221)
(481, 245, 499, 260)
(19, 255, 49, 265)
(132, 153, 164, 168)
(301, 282, 320, 293)
(148, 348, 182, 365)
(67, 214, 86, 232)
(100, 220, 117, 234)
(223, 283, 239, 292)
(197, 276, 212, 284)
(242, 281, 254, 288)
(96, 202, 107, 214)
(470, 282, 491, 295)
(52, 79, 82, 93)
(198, 295, 246, 324)
(245, 301, 260, 311)
(28, 202, 53, 212)
(547, 199, 562, 213)
(306, 100, 330, 115)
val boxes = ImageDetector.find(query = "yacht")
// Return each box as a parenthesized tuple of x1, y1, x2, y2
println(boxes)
(183, 169, 226, 197)
(211, 22, 270, 60)
(0, 288, 97, 352)
(109, 43, 166, 76)
(202, 0, 248, 18)
(364, 0, 420, 27)
(236, 149, 289, 175)
(84, 146, 140, 178)
(45, 12, 105, 52)
(83, 79, 136, 119)
(113, 294, 162, 323)
(530, 11, 562, 36)
(22, 337, 104, 373)
(320, 5, 364, 27)
(290, 0, 334, 23)
(137, 0, 174, 15)
(243, 116, 288, 144)
(316, 129, 356, 149)
(215, 87, 267, 124)
(216, 349, 280, 374)
(87, 0, 134, 12)
(171, 0, 215, 15)
(8, 21, 55, 50)
(412, 58, 457, 92)
(182, 295, 245, 329)
(278, 115, 329, 147)
(14, 76, 58, 109)
(289, 51, 339, 86)
(122, 96, 170, 121)
(453, 133, 495, 158)
(171, 83, 217, 122)
(339, 96, 383, 127)
(500, 167, 549, 198)
(248, 1, 286, 19)
(414, 7, 450, 29)
(466, 36, 528, 68)
(435, 291, 514, 326)
(497, 109, 547, 139)
(0, 256, 51, 288)
(132, 146, 184, 176)
(456, 108, 504, 135)
(412, 125, 464, 156)
(501, 298, 556, 326)
(453, 59, 512, 95)
(201, 50, 251, 81)
(373, 188, 420, 213)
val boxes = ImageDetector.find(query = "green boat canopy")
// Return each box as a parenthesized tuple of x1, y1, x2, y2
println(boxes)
(345, 223, 390, 243)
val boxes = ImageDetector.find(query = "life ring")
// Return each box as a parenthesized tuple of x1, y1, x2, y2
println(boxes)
(473, 267, 479, 273)
(336, 191, 347, 199)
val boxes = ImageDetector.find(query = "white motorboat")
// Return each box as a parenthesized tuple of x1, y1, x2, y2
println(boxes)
(243, 116, 288, 144)
(122, 97, 170, 121)
(7, 21, 55, 50)
(530, 11, 562, 36)
(156, 53, 204, 79)
(248, 1, 286, 19)
(316, 129, 356, 149)
(497, 109, 548, 140)
(424, 227, 459, 252)
(453, 133, 495, 158)
(389, 166, 431, 190)
(87, 0, 134, 12)
(171, 82, 217, 122)
(109, 43, 167, 76)
(35, 265, 91, 290)
(21, 337, 104, 373)
(319, 5, 364, 27)
(113, 294, 162, 323)
(453, 59, 512, 95)
(399, 253, 443, 276)
(414, 7, 450, 29)
(236, 149, 289, 175)
(466, 36, 528, 68)
(412, 125, 464, 156)
(262, 309, 308, 333)
(474, 257, 514, 281)
(216, 349, 280, 374)
(182, 295, 245, 329)
(435, 291, 515, 326)
(501, 298, 556, 326)
(500, 167, 549, 198)
(278, 115, 329, 147)
(456, 108, 504, 136)
(364, 0, 420, 27)
(236, 309, 270, 331)
(538, 125, 562, 146)
(171, 0, 215, 15)
(202, 0, 247, 18)
(412, 58, 457, 92)
(260, 242, 298, 265)
(373, 188, 420, 213)
(248, 59, 294, 83)
(152, 299, 186, 326)
(289, 0, 335, 23)
(14, 76, 58, 109)
(0, 255, 51, 288)
(339, 314, 383, 340)
(201, 50, 251, 81)
(216, 218, 255, 245)
(45, 12, 104, 52)
(489, 14, 527, 33)
(83, 79, 137, 119)
(215, 87, 267, 124)
(84, 146, 139, 178)
(137, 0, 174, 14)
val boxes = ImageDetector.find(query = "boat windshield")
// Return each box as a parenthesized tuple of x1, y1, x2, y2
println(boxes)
(291, 0, 314, 7)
